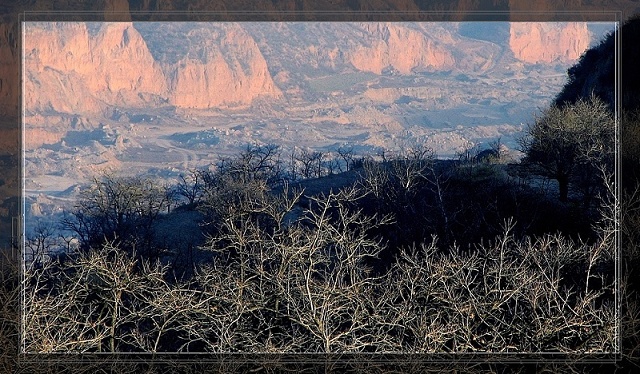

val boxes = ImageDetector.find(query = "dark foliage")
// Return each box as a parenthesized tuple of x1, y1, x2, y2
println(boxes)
(61, 174, 171, 262)
(553, 14, 640, 113)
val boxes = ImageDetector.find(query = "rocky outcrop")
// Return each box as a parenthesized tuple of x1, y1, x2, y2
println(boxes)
(349, 23, 455, 74)
(553, 14, 640, 114)
(24, 20, 594, 117)
(24, 22, 283, 113)
(23, 128, 65, 149)
(25, 22, 93, 74)
(25, 22, 167, 114)
(168, 24, 282, 109)
(509, 22, 590, 64)
(24, 23, 98, 114)
(90, 23, 167, 103)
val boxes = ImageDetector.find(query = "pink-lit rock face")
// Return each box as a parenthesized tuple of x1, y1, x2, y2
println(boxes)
(24, 22, 283, 112)
(23, 128, 65, 149)
(509, 22, 590, 64)
(23, 21, 594, 116)
(169, 24, 282, 109)
(349, 23, 456, 74)
(24, 22, 167, 114)
(24, 23, 101, 114)
(91, 22, 167, 97)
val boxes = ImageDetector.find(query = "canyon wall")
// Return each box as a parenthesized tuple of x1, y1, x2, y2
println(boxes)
(509, 22, 591, 64)
(168, 24, 282, 109)
(349, 23, 456, 74)
(24, 22, 283, 114)
(25, 22, 167, 114)
(24, 21, 594, 117)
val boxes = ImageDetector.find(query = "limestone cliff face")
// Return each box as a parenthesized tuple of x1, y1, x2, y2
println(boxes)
(168, 24, 282, 109)
(24, 22, 103, 114)
(349, 23, 455, 74)
(90, 22, 167, 106)
(25, 22, 167, 114)
(509, 22, 590, 64)
(24, 21, 593, 117)
(25, 22, 283, 113)
(25, 22, 93, 74)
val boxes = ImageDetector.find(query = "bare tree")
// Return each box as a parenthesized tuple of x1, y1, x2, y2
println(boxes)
(196, 185, 393, 352)
(380, 211, 616, 353)
(61, 173, 170, 261)
(359, 156, 391, 200)
(218, 143, 284, 186)
(294, 148, 325, 179)
(21, 186, 617, 354)
(25, 221, 59, 266)
(0, 249, 20, 372)
(337, 146, 356, 172)
(175, 168, 205, 205)
(519, 95, 615, 203)
(19, 148, 618, 356)
(323, 156, 340, 176)
(22, 239, 203, 353)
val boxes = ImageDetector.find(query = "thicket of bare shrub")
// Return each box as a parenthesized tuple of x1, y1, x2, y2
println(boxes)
(21, 164, 617, 354)
(4, 121, 630, 374)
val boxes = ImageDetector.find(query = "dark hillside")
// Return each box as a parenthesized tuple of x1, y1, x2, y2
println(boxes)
(276, 159, 596, 274)
(554, 15, 640, 112)
(553, 15, 640, 188)
(557, 14, 640, 363)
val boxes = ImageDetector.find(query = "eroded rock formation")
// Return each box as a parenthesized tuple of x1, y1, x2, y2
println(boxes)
(349, 23, 456, 74)
(509, 22, 591, 64)
(23, 21, 594, 117)
(24, 22, 167, 114)
(168, 24, 282, 109)
(24, 22, 284, 113)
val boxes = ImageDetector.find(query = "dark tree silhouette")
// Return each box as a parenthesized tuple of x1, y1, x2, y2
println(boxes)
(61, 173, 171, 260)
(519, 96, 614, 203)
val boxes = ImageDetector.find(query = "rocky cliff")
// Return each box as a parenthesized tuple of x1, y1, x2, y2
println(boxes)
(25, 22, 283, 114)
(167, 24, 282, 109)
(554, 15, 640, 113)
(509, 22, 591, 64)
(90, 23, 167, 105)
(25, 22, 167, 114)
(348, 23, 456, 74)
(24, 21, 594, 117)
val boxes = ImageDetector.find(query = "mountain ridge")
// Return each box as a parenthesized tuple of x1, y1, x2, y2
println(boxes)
(24, 21, 594, 118)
